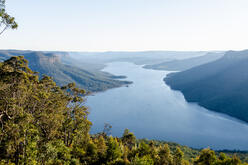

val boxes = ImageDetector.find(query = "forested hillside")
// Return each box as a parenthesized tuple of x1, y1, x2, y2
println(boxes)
(0, 50, 131, 92)
(165, 50, 248, 122)
(0, 56, 248, 164)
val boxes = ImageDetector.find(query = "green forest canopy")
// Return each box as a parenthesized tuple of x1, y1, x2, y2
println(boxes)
(0, 56, 248, 165)
(1, 1, 248, 164)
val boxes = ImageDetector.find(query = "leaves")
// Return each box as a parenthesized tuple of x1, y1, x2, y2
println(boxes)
(0, 56, 90, 164)
(0, 0, 18, 36)
(0, 56, 247, 165)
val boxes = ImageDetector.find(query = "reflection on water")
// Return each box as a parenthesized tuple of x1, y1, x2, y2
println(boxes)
(86, 62, 248, 150)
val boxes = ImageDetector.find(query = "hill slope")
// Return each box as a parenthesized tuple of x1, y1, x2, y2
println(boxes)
(0, 50, 131, 92)
(165, 50, 248, 122)
(144, 52, 224, 71)
(69, 51, 208, 65)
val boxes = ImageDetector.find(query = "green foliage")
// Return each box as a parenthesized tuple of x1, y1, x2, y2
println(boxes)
(106, 136, 122, 163)
(174, 147, 184, 165)
(0, 56, 248, 165)
(122, 129, 136, 150)
(194, 148, 217, 165)
(0, 0, 18, 35)
(158, 144, 173, 165)
(0, 56, 90, 164)
(131, 155, 154, 165)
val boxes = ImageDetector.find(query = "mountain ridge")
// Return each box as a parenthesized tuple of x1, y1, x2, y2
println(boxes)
(0, 50, 131, 92)
(143, 52, 224, 71)
(165, 49, 248, 122)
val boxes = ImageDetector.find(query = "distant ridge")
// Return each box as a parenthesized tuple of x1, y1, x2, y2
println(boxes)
(0, 50, 131, 92)
(165, 49, 248, 122)
(144, 52, 224, 71)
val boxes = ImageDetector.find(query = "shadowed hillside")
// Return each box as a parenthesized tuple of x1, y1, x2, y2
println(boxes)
(0, 50, 131, 92)
(165, 50, 248, 122)
(144, 52, 224, 71)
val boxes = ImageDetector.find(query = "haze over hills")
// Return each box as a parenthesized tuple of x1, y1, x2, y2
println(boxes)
(2, 49, 248, 157)
(0, 50, 220, 93)
(0, 50, 131, 92)
(165, 49, 248, 122)
(144, 52, 225, 71)
(3, 0, 248, 163)
(69, 51, 209, 65)
(0, 50, 226, 92)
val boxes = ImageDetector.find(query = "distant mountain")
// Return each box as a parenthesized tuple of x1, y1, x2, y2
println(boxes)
(165, 50, 248, 122)
(69, 51, 209, 65)
(144, 52, 224, 71)
(0, 50, 131, 92)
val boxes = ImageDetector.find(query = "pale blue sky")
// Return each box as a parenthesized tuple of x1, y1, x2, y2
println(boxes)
(0, 0, 248, 51)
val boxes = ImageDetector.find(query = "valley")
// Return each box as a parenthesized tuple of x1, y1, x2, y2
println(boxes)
(2, 49, 248, 150)
(86, 62, 248, 150)
(0, 50, 132, 92)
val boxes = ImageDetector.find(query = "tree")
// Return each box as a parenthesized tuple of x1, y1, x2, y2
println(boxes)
(103, 123, 112, 136)
(137, 142, 152, 158)
(0, 0, 18, 35)
(0, 56, 39, 164)
(194, 148, 217, 165)
(106, 136, 122, 163)
(158, 144, 173, 165)
(95, 135, 107, 163)
(0, 56, 90, 164)
(122, 129, 136, 150)
(131, 155, 154, 165)
(0, 58, 247, 164)
(174, 147, 184, 165)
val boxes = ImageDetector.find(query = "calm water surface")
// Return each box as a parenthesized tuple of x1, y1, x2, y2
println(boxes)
(86, 62, 248, 150)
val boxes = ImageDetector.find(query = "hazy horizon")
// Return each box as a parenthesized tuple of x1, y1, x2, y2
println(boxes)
(1, 0, 248, 52)
(0, 48, 236, 53)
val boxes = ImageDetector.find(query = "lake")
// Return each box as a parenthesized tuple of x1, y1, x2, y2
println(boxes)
(86, 62, 248, 150)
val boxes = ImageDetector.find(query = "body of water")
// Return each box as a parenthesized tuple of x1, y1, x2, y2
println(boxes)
(86, 62, 248, 150)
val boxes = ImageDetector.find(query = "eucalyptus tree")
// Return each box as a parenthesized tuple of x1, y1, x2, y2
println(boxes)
(0, 0, 18, 35)
(0, 56, 91, 164)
